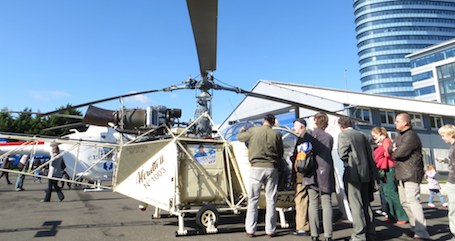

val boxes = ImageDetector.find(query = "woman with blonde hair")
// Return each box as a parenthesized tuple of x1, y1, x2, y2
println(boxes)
(371, 126, 408, 224)
(436, 124, 455, 240)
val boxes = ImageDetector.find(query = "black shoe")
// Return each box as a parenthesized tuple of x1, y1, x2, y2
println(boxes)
(311, 237, 320, 241)
(59, 196, 65, 202)
(405, 231, 415, 238)
(325, 238, 333, 241)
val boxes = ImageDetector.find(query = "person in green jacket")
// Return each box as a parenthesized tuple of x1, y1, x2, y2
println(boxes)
(238, 113, 283, 238)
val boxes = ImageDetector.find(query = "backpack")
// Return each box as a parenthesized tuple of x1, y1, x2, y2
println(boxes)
(295, 141, 316, 176)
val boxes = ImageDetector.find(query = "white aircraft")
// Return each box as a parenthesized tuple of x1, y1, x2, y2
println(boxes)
(0, 125, 119, 189)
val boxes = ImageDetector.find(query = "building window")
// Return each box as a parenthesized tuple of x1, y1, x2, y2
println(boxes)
(430, 116, 443, 129)
(412, 71, 433, 82)
(438, 62, 455, 105)
(354, 108, 371, 124)
(414, 86, 436, 96)
(380, 110, 395, 125)
(410, 113, 424, 128)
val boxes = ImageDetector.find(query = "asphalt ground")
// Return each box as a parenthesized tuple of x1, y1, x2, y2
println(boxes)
(0, 173, 452, 241)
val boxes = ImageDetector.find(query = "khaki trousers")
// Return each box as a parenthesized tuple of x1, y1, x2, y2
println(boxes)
(294, 183, 309, 231)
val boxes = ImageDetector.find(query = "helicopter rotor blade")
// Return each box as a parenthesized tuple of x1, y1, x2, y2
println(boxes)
(213, 84, 368, 123)
(187, 0, 217, 76)
(39, 84, 193, 118)
(3, 111, 83, 120)
(39, 88, 171, 117)
(43, 122, 86, 132)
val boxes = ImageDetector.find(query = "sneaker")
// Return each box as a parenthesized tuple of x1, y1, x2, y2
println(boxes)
(293, 230, 309, 236)
(427, 203, 436, 208)
(443, 203, 449, 208)
(245, 232, 255, 238)
(396, 220, 408, 225)
(375, 210, 387, 216)
(15, 188, 24, 191)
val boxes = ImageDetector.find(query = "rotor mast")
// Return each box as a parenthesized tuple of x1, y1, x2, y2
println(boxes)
(187, 0, 218, 137)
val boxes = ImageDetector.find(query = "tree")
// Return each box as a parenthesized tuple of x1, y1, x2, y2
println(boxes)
(0, 105, 85, 136)
(42, 104, 86, 136)
(0, 108, 14, 132)
(12, 108, 35, 134)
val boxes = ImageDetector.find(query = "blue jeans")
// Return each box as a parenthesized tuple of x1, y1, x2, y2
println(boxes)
(15, 173, 25, 189)
(428, 189, 446, 204)
(15, 165, 28, 190)
(245, 167, 278, 235)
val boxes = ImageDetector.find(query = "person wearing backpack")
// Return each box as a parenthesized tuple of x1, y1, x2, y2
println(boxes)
(290, 118, 312, 236)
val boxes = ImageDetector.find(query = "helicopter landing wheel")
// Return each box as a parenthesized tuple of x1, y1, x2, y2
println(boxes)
(195, 205, 219, 233)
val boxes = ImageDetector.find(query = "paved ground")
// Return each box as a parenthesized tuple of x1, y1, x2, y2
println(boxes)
(0, 173, 452, 241)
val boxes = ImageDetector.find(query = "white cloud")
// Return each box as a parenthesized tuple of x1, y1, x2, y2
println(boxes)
(124, 91, 152, 105)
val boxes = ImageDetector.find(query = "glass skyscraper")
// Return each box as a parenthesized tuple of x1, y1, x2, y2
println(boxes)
(354, 0, 455, 97)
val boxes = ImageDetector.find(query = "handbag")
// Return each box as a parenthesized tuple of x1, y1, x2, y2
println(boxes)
(295, 142, 316, 176)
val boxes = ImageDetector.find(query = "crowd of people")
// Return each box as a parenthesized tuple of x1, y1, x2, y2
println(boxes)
(238, 112, 454, 241)
(0, 111, 454, 240)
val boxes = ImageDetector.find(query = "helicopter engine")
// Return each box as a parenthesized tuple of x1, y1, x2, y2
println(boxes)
(83, 105, 181, 135)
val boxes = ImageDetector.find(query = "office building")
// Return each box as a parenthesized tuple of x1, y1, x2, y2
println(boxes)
(407, 38, 455, 105)
(353, 0, 455, 97)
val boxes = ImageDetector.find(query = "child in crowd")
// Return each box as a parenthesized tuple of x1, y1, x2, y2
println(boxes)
(425, 164, 448, 208)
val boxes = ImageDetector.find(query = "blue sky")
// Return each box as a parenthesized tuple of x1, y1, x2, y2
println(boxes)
(0, 1, 361, 124)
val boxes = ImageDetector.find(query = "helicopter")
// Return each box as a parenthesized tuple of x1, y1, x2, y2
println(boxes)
(0, 0, 358, 235)
(0, 125, 119, 190)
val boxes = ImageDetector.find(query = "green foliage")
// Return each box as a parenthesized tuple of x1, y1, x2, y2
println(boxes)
(0, 105, 86, 136)
(0, 107, 14, 132)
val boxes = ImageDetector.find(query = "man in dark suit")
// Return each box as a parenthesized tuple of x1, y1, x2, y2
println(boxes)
(337, 116, 376, 241)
